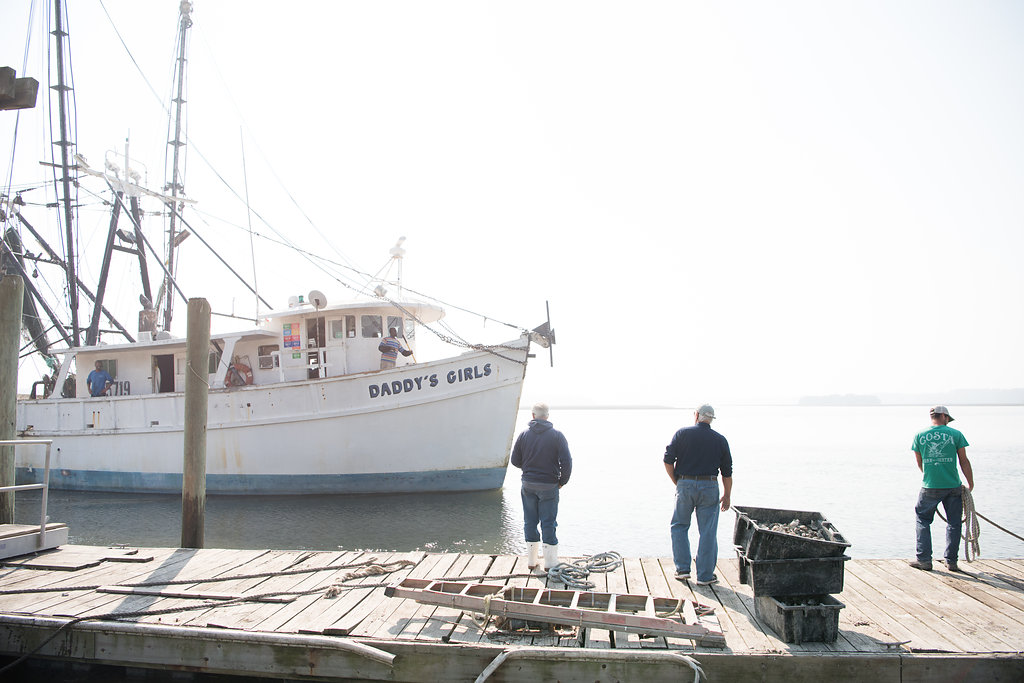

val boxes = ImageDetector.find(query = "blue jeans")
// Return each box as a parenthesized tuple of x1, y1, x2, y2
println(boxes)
(915, 487, 963, 564)
(671, 479, 720, 581)
(522, 484, 559, 545)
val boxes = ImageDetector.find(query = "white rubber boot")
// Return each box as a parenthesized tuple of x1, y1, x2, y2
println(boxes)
(543, 544, 559, 570)
(526, 542, 541, 570)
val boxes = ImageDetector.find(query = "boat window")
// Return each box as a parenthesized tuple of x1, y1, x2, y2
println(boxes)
(362, 315, 383, 338)
(405, 319, 415, 341)
(208, 350, 222, 374)
(98, 359, 117, 377)
(258, 344, 280, 369)
(330, 319, 344, 339)
(387, 316, 404, 337)
(345, 315, 355, 338)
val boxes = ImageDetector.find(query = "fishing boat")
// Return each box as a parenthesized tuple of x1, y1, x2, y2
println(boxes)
(5, 1, 550, 494)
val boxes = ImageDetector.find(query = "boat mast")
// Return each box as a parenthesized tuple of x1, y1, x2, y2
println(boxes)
(160, 0, 193, 333)
(50, 0, 80, 347)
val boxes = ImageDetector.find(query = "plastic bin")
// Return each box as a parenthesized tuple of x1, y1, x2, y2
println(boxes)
(736, 548, 849, 596)
(733, 505, 850, 560)
(754, 594, 845, 644)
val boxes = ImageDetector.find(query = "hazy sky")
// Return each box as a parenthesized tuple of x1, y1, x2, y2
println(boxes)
(3, 1, 1023, 405)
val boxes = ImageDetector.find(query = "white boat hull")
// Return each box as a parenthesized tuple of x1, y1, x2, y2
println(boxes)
(16, 341, 529, 495)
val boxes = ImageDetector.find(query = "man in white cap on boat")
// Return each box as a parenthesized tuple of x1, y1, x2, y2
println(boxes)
(909, 406, 974, 572)
(511, 402, 572, 572)
(663, 404, 733, 585)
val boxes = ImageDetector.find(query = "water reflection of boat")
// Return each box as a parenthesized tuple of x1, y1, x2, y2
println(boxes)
(7, 2, 551, 495)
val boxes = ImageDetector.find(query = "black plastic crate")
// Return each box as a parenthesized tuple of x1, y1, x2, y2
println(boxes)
(754, 594, 845, 644)
(733, 505, 850, 560)
(736, 548, 849, 596)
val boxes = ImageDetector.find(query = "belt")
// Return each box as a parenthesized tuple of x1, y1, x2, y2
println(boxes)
(681, 475, 717, 481)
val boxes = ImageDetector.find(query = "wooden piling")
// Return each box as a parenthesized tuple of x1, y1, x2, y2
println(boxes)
(0, 274, 24, 523)
(181, 297, 210, 548)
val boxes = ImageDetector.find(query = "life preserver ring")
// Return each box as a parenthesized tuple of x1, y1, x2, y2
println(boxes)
(224, 363, 254, 387)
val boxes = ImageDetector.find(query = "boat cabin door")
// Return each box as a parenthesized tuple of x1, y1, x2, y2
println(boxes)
(325, 315, 352, 376)
(153, 354, 175, 393)
(305, 316, 326, 379)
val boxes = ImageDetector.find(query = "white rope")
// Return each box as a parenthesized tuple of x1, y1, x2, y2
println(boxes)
(471, 593, 495, 629)
(962, 485, 981, 562)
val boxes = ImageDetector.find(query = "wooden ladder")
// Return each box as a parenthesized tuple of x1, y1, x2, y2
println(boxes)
(384, 577, 726, 647)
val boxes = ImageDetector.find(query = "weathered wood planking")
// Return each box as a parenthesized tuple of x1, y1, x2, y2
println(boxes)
(1, 547, 1023, 683)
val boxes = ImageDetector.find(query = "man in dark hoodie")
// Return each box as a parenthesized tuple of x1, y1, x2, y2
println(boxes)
(511, 402, 572, 572)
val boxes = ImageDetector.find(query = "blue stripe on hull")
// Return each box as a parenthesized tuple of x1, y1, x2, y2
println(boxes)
(16, 466, 508, 495)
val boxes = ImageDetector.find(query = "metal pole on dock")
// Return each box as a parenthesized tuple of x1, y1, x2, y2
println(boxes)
(181, 297, 210, 548)
(0, 275, 24, 523)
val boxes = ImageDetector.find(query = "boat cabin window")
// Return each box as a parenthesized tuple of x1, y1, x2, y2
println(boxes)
(209, 350, 221, 374)
(97, 359, 117, 377)
(330, 319, 344, 340)
(258, 344, 280, 369)
(345, 315, 355, 338)
(361, 315, 383, 338)
(387, 316, 404, 337)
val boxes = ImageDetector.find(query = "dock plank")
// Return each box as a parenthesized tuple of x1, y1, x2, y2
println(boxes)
(393, 553, 475, 641)
(319, 551, 426, 636)
(283, 551, 404, 635)
(445, 553, 517, 644)
(845, 559, 966, 652)
(77, 549, 270, 624)
(710, 557, 791, 653)
(236, 550, 362, 633)
(411, 553, 494, 643)
(28, 547, 243, 618)
(2, 546, 1024, 682)
(0, 546, 180, 614)
(187, 549, 317, 629)
(362, 553, 462, 640)
(866, 559, 1024, 652)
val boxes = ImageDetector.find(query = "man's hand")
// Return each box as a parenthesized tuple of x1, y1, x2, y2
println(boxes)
(720, 495, 730, 512)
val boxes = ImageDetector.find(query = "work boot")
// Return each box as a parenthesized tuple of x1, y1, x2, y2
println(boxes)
(944, 559, 962, 573)
(908, 560, 932, 571)
(526, 542, 541, 571)
(543, 544, 559, 570)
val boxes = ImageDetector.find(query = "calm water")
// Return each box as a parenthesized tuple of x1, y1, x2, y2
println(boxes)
(14, 405, 1024, 560)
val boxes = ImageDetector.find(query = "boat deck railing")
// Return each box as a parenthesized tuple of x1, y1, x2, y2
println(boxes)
(0, 439, 54, 546)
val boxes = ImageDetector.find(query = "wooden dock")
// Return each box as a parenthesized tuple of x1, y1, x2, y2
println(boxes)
(0, 545, 1021, 681)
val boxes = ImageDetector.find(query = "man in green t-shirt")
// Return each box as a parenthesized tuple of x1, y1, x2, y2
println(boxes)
(909, 406, 974, 572)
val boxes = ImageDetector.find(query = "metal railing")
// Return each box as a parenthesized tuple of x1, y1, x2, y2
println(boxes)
(0, 439, 54, 547)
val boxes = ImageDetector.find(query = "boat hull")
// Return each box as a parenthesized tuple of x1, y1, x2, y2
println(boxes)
(16, 341, 529, 495)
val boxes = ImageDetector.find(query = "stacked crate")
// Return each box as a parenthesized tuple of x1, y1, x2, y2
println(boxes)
(733, 505, 851, 644)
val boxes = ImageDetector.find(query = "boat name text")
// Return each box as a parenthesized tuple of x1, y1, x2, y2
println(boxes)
(368, 364, 492, 399)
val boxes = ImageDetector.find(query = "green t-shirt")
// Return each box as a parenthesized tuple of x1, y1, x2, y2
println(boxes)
(911, 425, 969, 489)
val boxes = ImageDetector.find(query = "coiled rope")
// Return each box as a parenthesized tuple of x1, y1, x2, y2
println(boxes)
(546, 551, 624, 590)
(934, 485, 1024, 562)
(961, 486, 981, 562)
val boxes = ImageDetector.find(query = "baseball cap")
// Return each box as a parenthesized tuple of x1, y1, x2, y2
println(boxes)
(929, 405, 954, 422)
(697, 404, 716, 420)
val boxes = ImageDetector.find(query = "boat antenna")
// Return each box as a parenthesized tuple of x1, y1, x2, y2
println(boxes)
(241, 128, 259, 319)
(158, 0, 194, 333)
(389, 236, 406, 298)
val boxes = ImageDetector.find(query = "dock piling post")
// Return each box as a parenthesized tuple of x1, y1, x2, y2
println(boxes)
(0, 275, 24, 523)
(181, 297, 210, 548)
